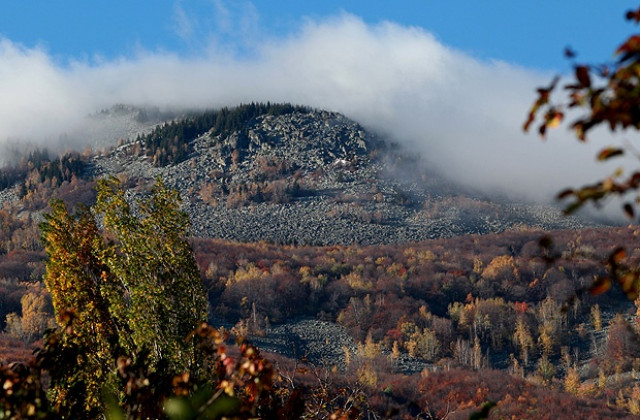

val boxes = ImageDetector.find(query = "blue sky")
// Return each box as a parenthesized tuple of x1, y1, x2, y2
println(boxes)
(0, 2, 637, 202)
(0, 1, 636, 70)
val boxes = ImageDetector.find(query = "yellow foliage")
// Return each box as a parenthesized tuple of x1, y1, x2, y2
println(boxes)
(538, 323, 554, 356)
(417, 250, 436, 262)
(419, 305, 431, 321)
(399, 321, 418, 337)
(298, 265, 313, 278)
(357, 362, 378, 387)
(630, 386, 640, 415)
(19, 291, 53, 342)
(342, 271, 371, 290)
(360, 332, 381, 359)
(229, 263, 264, 285)
(391, 341, 400, 359)
(482, 255, 517, 280)
(591, 304, 602, 331)
(374, 256, 389, 266)
(513, 317, 534, 365)
(406, 328, 439, 361)
(564, 367, 581, 396)
(343, 345, 352, 366)
(231, 319, 249, 338)
(472, 257, 484, 275)
(385, 262, 407, 279)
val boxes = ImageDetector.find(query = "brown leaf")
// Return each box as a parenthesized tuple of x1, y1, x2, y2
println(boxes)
(538, 123, 547, 137)
(556, 188, 574, 199)
(630, 172, 640, 188)
(623, 203, 635, 219)
(589, 276, 612, 295)
(626, 8, 640, 22)
(597, 147, 624, 161)
(573, 122, 586, 141)
(616, 35, 640, 55)
(564, 47, 576, 58)
(610, 247, 626, 265)
(523, 112, 536, 132)
(575, 66, 591, 88)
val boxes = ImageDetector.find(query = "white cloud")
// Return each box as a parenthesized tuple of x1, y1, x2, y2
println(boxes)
(172, 1, 196, 42)
(0, 14, 627, 203)
(211, 0, 232, 34)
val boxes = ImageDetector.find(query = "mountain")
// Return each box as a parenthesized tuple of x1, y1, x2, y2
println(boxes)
(81, 103, 591, 246)
(1, 103, 637, 419)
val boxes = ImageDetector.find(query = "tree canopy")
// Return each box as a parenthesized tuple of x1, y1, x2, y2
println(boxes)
(137, 102, 311, 166)
(39, 177, 208, 416)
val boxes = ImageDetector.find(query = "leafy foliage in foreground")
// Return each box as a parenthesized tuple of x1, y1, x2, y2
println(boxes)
(0, 316, 282, 419)
(39, 178, 209, 415)
(524, 5, 640, 217)
(1, 179, 380, 419)
(524, 4, 640, 300)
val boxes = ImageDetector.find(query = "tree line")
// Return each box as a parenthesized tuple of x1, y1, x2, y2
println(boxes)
(133, 102, 311, 166)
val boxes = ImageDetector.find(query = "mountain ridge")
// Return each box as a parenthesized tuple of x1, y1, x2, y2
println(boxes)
(0, 102, 595, 245)
(83, 103, 591, 245)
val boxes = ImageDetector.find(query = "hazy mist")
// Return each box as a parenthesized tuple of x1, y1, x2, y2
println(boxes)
(0, 14, 630, 204)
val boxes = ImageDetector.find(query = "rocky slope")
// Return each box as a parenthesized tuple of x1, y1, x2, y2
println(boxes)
(88, 107, 592, 245)
(249, 319, 429, 374)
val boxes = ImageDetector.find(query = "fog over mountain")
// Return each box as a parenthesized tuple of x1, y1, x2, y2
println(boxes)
(0, 14, 629, 203)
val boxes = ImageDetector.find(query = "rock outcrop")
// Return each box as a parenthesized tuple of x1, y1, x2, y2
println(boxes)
(89, 109, 592, 245)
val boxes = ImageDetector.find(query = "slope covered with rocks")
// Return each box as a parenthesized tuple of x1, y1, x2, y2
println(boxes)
(88, 104, 591, 245)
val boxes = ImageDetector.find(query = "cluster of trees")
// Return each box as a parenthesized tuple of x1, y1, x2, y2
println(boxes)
(0, 148, 95, 214)
(198, 156, 313, 208)
(196, 228, 639, 371)
(133, 102, 311, 166)
(6, 4, 640, 415)
(0, 179, 293, 419)
(224, 179, 303, 208)
(0, 149, 87, 193)
(2, 179, 637, 419)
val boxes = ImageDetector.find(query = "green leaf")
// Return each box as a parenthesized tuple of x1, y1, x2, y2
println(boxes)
(164, 397, 196, 420)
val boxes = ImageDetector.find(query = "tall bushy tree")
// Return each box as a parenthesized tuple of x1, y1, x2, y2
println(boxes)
(41, 198, 123, 416)
(94, 177, 207, 373)
(40, 177, 208, 416)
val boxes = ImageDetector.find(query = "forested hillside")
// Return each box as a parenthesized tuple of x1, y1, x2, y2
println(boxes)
(133, 102, 311, 166)
(0, 103, 636, 418)
(2, 212, 640, 417)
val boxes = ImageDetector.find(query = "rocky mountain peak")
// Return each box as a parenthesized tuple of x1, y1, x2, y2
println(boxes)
(87, 103, 590, 245)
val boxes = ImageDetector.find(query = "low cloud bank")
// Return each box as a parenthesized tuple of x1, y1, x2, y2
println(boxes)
(0, 15, 627, 203)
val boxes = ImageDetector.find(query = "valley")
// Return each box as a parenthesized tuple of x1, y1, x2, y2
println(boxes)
(0, 103, 637, 418)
